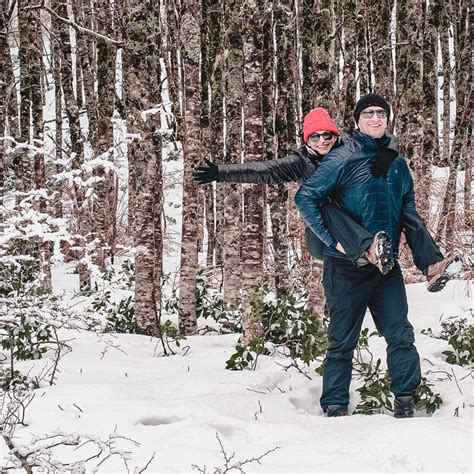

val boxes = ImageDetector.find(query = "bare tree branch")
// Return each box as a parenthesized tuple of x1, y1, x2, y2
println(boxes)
(24, 1, 123, 47)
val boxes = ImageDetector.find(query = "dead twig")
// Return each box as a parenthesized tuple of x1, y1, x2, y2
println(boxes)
(451, 367, 463, 395)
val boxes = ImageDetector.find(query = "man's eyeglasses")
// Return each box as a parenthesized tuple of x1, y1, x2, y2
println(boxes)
(360, 109, 388, 119)
(308, 131, 334, 143)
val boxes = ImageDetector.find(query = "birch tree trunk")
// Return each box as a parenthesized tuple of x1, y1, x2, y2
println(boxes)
(178, 0, 203, 334)
(241, 0, 265, 344)
(261, 1, 273, 287)
(0, 0, 8, 227)
(436, 0, 470, 243)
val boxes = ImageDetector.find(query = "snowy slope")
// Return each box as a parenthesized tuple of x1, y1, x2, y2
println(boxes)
(2, 280, 472, 473)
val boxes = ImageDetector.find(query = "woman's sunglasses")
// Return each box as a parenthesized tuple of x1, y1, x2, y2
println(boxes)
(308, 132, 334, 143)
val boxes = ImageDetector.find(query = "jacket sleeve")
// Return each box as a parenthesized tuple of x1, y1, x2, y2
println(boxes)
(294, 156, 345, 248)
(218, 154, 307, 184)
(400, 159, 416, 210)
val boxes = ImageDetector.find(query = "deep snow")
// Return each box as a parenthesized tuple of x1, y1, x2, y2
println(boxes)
(1, 276, 472, 473)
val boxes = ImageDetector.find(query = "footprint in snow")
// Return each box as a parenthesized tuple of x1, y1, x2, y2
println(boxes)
(136, 415, 181, 426)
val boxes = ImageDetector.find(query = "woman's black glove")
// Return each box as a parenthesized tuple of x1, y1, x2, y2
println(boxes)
(193, 158, 219, 184)
(371, 147, 398, 178)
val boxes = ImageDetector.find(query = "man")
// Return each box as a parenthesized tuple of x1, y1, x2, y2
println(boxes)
(194, 105, 458, 289)
(294, 93, 461, 418)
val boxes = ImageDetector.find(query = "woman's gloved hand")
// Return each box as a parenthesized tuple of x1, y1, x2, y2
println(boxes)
(193, 158, 219, 184)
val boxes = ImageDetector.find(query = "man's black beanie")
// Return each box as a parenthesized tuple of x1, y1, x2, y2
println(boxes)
(354, 93, 390, 124)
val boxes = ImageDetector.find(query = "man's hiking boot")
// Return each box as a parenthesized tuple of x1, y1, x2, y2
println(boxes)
(324, 405, 348, 417)
(394, 395, 416, 418)
(363, 231, 395, 275)
(425, 253, 462, 292)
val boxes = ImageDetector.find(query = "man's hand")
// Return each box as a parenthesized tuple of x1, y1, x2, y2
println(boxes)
(193, 158, 219, 184)
(336, 242, 346, 254)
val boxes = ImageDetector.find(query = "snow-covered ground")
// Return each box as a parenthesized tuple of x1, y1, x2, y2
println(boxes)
(2, 279, 472, 472)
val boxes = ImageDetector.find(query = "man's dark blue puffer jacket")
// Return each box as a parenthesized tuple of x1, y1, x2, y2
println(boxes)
(294, 131, 415, 260)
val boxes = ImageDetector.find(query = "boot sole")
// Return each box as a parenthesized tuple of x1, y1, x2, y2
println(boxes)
(376, 232, 395, 275)
(427, 257, 462, 292)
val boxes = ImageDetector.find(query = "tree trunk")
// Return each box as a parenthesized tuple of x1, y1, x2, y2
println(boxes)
(241, 0, 265, 344)
(52, 29, 63, 220)
(178, 0, 203, 334)
(299, 0, 337, 316)
(123, 0, 163, 334)
(301, 0, 336, 113)
(356, 0, 369, 95)
(18, 0, 38, 192)
(18, 1, 52, 291)
(437, 0, 470, 244)
(95, 0, 117, 269)
(367, 0, 394, 103)
(417, 0, 439, 221)
(338, 0, 357, 132)
(54, 0, 90, 288)
(222, 0, 243, 307)
(438, 1, 451, 167)
(72, 0, 104, 271)
(394, 0, 423, 194)
(0, 0, 8, 228)
(269, 0, 298, 296)
(208, 1, 225, 267)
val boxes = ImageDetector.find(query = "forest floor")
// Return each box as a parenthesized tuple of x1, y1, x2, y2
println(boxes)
(2, 270, 472, 473)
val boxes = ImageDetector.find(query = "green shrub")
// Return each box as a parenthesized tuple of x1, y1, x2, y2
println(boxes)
(416, 377, 443, 414)
(353, 359, 392, 415)
(225, 287, 327, 370)
(353, 330, 443, 415)
(196, 273, 241, 333)
(422, 316, 473, 366)
(0, 368, 39, 391)
(440, 317, 469, 340)
(85, 261, 137, 333)
(225, 339, 267, 371)
(0, 315, 53, 361)
(442, 325, 473, 366)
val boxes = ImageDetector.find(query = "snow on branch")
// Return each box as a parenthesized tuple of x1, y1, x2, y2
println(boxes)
(0, 135, 44, 154)
(2, 428, 147, 472)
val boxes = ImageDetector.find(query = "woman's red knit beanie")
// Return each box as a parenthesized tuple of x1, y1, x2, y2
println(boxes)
(303, 108, 340, 143)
